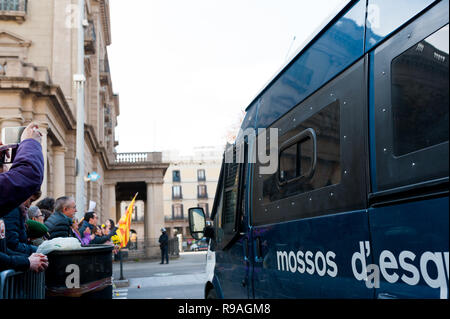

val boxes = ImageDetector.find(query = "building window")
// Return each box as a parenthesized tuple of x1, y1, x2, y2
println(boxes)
(128, 202, 143, 222)
(0, 0, 28, 23)
(0, 0, 27, 12)
(197, 185, 207, 199)
(172, 204, 184, 219)
(172, 185, 182, 199)
(197, 169, 206, 181)
(198, 203, 209, 219)
(172, 170, 181, 182)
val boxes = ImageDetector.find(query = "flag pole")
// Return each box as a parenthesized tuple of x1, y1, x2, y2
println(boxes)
(119, 250, 124, 280)
(117, 192, 138, 281)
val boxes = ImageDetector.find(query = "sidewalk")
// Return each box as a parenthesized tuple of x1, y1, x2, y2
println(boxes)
(128, 273, 207, 288)
(112, 251, 207, 289)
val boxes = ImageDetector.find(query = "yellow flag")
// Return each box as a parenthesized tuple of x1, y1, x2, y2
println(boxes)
(116, 193, 137, 248)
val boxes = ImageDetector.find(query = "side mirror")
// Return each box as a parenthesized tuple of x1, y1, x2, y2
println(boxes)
(188, 207, 206, 240)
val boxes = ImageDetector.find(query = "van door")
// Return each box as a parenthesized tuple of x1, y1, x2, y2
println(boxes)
(368, 2, 449, 299)
(213, 142, 251, 298)
(250, 57, 374, 298)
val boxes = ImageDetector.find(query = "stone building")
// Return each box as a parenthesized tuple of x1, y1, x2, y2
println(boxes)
(0, 0, 168, 257)
(162, 146, 222, 249)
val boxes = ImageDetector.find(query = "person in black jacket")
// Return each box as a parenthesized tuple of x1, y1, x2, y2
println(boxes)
(0, 219, 48, 272)
(3, 204, 37, 255)
(159, 228, 169, 264)
(2, 190, 41, 255)
(45, 196, 77, 239)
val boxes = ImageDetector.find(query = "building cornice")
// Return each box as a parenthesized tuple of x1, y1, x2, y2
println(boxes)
(0, 59, 76, 130)
(99, 0, 111, 46)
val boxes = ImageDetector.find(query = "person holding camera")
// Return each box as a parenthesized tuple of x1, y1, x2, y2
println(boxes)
(0, 122, 44, 217)
(0, 122, 48, 273)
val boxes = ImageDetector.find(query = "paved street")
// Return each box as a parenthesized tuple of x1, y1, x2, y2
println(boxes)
(112, 251, 208, 299)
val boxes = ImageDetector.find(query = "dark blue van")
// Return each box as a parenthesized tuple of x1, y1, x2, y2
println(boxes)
(189, 0, 449, 299)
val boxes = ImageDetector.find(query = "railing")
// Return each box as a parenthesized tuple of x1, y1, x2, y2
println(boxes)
(165, 216, 187, 221)
(115, 152, 162, 164)
(0, 269, 45, 299)
(0, 0, 27, 12)
(84, 21, 96, 54)
(99, 58, 110, 74)
(120, 237, 180, 260)
(85, 22, 96, 42)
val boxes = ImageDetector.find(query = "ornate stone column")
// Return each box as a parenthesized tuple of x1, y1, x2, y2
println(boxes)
(0, 118, 23, 134)
(52, 146, 67, 199)
(0, 92, 24, 134)
(105, 183, 117, 221)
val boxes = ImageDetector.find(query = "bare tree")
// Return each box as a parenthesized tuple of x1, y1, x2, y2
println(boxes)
(223, 109, 246, 144)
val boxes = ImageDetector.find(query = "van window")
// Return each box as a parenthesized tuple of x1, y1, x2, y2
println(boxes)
(373, 19, 449, 192)
(391, 25, 449, 156)
(266, 100, 340, 202)
(279, 136, 313, 183)
(253, 58, 367, 226)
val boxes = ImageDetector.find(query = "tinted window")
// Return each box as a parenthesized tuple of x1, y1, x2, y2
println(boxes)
(265, 100, 340, 202)
(279, 143, 297, 182)
(279, 137, 313, 183)
(253, 58, 367, 226)
(391, 25, 449, 156)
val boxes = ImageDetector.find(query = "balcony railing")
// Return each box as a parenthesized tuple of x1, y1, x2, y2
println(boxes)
(0, 0, 27, 22)
(164, 216, 187, 221)
(0, 0, 26, 11)
(84, 22, 96, 54)
(99, 58, 110, 73)
(115, 152, 162, 164)
(99, 58, 111, 86)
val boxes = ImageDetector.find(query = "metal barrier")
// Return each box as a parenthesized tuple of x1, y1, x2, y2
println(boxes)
(0, 269, 45, 299)
(121, 237, 180, 260)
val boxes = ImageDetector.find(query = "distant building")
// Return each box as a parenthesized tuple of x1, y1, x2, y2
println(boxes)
(162, 146, 223, 248)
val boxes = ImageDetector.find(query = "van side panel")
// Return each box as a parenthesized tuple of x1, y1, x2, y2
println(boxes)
(369, 197, 449, 298)
(367, 0, 449, 299)
(251, 57, 373, 298)
(252, 210, 374, 298)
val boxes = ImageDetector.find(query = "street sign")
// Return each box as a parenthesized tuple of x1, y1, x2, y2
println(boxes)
(88, 171, 100, 182)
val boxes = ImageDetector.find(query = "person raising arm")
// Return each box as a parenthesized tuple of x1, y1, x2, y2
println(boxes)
(0, 122, 44, 217)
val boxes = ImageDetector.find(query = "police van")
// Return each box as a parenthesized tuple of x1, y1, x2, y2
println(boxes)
(189, 0, 449, 299)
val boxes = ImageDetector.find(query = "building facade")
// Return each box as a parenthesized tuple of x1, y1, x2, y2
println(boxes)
(162, 147, 222, 249)
(0, 0, 168, 256)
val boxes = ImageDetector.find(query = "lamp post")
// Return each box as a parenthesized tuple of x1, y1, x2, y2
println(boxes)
(75, 0, 86, 219)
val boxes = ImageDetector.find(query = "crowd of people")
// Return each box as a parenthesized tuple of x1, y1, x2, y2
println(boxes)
(0, 122, 118, 275)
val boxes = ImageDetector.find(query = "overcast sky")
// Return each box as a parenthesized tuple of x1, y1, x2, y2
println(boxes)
(108, 0, 345, 154)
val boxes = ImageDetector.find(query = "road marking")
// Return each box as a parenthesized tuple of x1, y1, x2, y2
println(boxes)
(113, 288, 128, 299)
(154, 272, 173, 276)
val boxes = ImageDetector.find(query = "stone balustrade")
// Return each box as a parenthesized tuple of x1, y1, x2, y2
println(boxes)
(115, 152, 162, 164)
